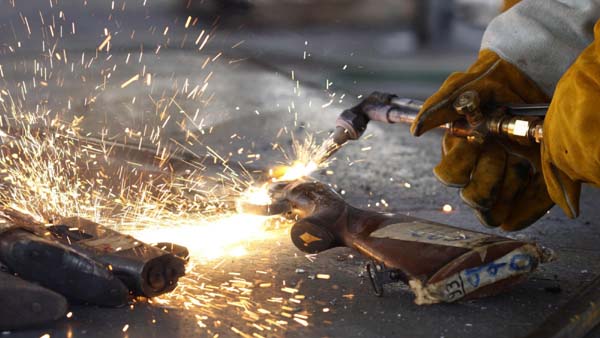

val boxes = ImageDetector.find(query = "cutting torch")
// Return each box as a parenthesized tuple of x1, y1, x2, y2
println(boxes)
(316, 90, 548, 164)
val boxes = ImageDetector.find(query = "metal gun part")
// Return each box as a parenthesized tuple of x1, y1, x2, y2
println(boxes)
(251, 179, 551, 303)
(0, 227, 129, 307)
(49, 217, 186, 298)
(0, 269, 68, 330)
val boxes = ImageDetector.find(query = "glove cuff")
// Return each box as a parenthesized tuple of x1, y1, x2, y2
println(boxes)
(481, 0, 599, 96)
(541, 154, 581, 219)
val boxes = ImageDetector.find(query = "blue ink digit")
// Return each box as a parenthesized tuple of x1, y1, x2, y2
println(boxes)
(509, 254, 533, 271)
(485, 262, 507, 277)
(464, 267, 483, 287)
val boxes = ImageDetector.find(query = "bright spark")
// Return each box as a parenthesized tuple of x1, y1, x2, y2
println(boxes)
(273, 161, 318, 182)
(131, 213, 276, 260)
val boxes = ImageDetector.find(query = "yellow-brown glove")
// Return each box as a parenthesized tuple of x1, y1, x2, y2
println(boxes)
(501, 0, 521, 12)
(411, 50, 552, 230)
(541, 21, 600, 219)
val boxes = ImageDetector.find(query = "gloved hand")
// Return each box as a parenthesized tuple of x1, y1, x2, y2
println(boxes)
(411, 50, 553, 230)
(541, 21, 600, 219)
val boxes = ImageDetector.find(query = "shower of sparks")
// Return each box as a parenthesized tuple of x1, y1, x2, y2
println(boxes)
(0, 100, 315, 336)
(0, 0, 353, 334)
(236, 184, 273, 208)
(0, 79, 333, 337)
(270, 133, 333, 182)
(0, 103, 249, 254)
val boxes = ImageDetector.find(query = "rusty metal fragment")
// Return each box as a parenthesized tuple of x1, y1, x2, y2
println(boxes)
(0, 269, 68, 330)
(0, 226, 129, 307)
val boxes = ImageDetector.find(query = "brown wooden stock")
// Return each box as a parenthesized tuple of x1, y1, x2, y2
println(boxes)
(285, 180, 546, 302)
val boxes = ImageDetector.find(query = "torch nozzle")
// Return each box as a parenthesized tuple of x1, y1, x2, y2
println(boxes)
(314, 127, 348, 165)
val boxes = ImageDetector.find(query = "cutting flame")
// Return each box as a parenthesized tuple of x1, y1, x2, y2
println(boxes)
(131, 213, 277, 260)
(236, 133, 327, 213)
(271, 161, 318, 182)
(237, 184, 273, 206)
(267, 132, 329, 182)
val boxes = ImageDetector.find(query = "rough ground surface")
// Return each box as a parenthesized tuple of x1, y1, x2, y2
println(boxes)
(1, 1, 600, 337)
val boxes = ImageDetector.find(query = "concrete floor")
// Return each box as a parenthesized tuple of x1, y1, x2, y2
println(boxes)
(1, 1, 600, 337)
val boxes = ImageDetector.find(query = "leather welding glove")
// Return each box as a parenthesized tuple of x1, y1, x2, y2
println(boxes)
(411, 0, 600, 229)
(541, 20, 600, 219)
(411, 49, 553, 231)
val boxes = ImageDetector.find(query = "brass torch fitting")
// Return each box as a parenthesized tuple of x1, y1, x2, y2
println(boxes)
(453, 91, 484, 126)
(487, 115, 544, 145)
(453, 91, 545, 145)
(452, 91, 486, 144)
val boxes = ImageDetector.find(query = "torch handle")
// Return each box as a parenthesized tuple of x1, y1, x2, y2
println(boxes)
(344, 92, 548, 144)
(317, 92, 548, 164)
(379, 102, 546, 145)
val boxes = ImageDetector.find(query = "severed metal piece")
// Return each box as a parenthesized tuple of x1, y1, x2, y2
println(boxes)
(155, 242, 191, 262)
(0, 227, 129, 307)
(0, 269, 68, 330)
(48, 217, 187, 298)
(0, 208, 187, 299)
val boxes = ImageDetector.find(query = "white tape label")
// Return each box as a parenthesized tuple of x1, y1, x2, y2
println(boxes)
(429, 245, 537, 302)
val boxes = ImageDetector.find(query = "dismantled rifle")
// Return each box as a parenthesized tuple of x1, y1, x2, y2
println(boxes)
(239, 179, 553, 304)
